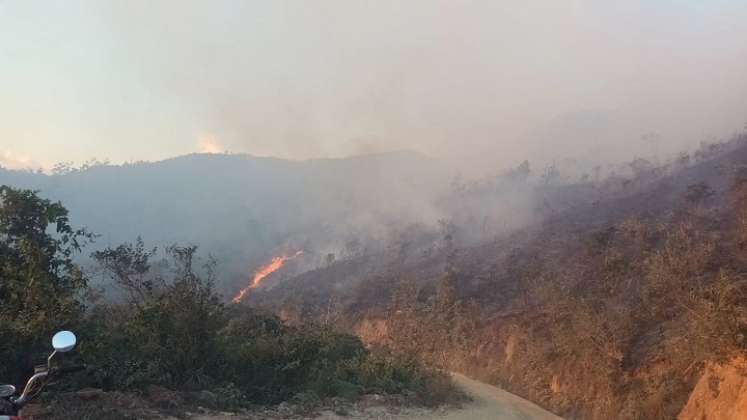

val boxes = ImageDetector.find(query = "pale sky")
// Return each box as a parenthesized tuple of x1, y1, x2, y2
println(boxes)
(1, 1, 746, 171)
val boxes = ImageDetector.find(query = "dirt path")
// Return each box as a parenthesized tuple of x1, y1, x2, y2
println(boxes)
(186, 373, 564, 420)
(431, 373, 564, 420)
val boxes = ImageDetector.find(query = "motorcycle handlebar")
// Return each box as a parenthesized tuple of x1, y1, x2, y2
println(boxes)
(12, 365, 86, 409)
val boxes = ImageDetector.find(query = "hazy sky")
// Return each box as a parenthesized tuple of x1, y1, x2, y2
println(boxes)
(1, 1, 746, 171)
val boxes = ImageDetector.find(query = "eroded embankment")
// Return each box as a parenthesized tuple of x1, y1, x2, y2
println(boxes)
(678, 357, 747, 420)
(356, 317, 747, 420)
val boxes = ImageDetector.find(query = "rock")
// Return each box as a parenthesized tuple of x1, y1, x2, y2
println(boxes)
(550, 375, 562, 394)
(678, 357, 747, 420)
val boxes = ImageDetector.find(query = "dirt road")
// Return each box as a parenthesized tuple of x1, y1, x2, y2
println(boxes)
(187, 373, 564, 420)
(432, 373, 563, 420)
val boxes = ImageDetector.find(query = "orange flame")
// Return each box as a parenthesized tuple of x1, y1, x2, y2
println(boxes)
(232, 251, 303, 303)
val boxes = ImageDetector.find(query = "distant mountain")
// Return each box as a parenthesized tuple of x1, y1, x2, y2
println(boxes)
(0, 151, 453, 293)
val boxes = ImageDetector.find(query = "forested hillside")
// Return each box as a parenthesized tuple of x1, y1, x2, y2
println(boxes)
(248, 132, 747, 419)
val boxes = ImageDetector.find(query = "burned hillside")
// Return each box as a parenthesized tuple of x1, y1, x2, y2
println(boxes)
(247, 131, 747, 419)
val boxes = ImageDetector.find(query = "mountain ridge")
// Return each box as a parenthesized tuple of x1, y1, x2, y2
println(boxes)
(0, 150, 452, 295)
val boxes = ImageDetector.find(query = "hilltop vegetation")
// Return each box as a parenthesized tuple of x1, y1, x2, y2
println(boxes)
(251, 130, 747, 419)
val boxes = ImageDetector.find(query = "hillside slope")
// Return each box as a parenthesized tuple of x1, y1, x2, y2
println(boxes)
(250, 134, 747, 419)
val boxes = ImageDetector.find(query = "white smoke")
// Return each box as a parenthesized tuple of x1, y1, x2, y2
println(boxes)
(0, 150, 42, 171)
(198, 134, 226, 154)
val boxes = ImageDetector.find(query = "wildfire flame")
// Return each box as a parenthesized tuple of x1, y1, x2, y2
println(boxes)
(232, 250, 303, 303)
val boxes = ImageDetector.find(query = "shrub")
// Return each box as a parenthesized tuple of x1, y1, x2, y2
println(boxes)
(215, 306, 367, 403)
(81, 245, 225, 391)
(0, 189, 459, 412)
(340, 351, 464, 406)
(78, 263, 452, 408)
(0, 187, 92, 386)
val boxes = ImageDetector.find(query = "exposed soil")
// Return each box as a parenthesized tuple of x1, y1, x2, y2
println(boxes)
(678, 357, 747, 420)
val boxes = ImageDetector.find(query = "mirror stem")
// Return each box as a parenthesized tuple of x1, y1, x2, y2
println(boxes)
(47, 350, 57, 369)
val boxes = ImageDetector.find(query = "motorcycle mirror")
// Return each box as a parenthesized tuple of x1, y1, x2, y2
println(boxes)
(0, 385, 15, 398)
(52, 331, 77, 353)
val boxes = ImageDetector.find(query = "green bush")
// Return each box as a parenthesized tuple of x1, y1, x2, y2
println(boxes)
(0, 187, 458, 411)
(79, 245, 225, 391)
(0, 186, 92, 386)
(340, 351, 462, 406)
(215, 306, 367, 403)
(81, 240, 453, 408)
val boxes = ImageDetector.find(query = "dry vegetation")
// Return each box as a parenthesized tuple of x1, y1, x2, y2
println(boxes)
(253, 131, 747, 419)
